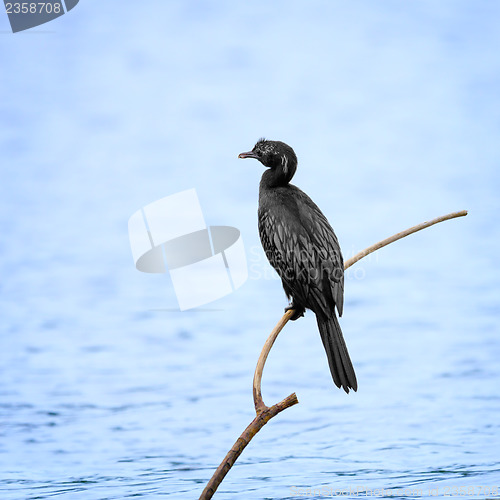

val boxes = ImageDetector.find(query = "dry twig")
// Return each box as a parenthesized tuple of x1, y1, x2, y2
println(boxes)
(199, 210, 467, 499)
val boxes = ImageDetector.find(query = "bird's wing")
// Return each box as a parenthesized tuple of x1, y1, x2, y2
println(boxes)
(297, 194, 344, 316)
(258, 190, 344, 317)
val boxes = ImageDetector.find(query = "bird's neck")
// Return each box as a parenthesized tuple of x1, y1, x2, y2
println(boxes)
(260, 166, 294, 189)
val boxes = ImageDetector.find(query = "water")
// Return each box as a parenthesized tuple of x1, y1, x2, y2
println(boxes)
(1, 1, 499, 498)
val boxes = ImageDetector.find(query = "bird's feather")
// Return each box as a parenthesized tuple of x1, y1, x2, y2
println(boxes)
(258, 184, 344, 318)
(251, 139, 356, 393)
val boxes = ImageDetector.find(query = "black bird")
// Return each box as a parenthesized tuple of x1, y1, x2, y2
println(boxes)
(239, 139, 357, 393)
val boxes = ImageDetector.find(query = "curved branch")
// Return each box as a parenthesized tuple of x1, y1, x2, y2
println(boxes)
(343, 210, 468, 270)
(199, 393, 298, 499)
(252, 210, 468, 411)
(199, 209, 467, 500)
(253, 309, 295, 412)
(200, 311, 299, 500)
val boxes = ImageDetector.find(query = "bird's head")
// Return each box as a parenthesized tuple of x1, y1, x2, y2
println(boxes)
(239, 138, 297, 185)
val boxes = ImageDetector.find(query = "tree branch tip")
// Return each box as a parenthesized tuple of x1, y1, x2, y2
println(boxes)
(287, 392, 299, 405)
(274, 393, 299, 409)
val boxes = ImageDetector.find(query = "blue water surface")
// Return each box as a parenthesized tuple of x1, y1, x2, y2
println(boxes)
(1, 1, 499, 498)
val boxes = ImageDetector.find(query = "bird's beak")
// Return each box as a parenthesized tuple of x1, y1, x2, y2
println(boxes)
(238, 151, 259, 159)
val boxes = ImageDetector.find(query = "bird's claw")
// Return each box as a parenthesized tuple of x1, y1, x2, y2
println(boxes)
(285, 304, 305, 321)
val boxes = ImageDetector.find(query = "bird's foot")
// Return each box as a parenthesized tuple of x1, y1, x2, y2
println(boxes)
(285, 303, 305, 321)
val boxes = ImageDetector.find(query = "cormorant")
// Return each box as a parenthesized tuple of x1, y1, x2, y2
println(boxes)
(239, 139, 357, 393)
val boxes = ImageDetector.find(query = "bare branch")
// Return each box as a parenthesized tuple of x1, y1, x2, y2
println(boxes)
(199, 209, 468, 499)
(344, 210, 468, 270)
(253, 309, 295, 412)
(199, 393, 298, 499)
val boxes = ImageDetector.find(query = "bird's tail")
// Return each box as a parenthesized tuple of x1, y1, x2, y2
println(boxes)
(316, 314, 357, 393)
